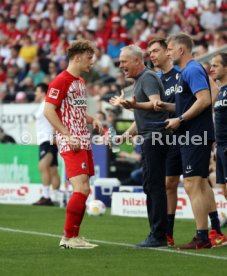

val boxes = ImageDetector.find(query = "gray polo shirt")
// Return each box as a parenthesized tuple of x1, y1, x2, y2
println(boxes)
(133, 68, 168, 137)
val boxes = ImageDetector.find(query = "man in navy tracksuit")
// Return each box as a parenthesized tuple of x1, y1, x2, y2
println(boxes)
(148, 38, 182, 246)
(152, 36, 227, 248)
(157, 33, 216, 249)
(209, 53, 227, 246)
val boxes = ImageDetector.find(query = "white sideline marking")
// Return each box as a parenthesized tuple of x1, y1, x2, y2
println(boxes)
(0, 226, 227, 260)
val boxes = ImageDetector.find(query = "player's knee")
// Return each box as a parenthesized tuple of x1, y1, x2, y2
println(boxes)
(50, 167, 59, 177)
(166, 184, 177, 195)
(166, 177, 178, 191)
(166, 181, 172, 191)
(39, 163, 48, 172)
(77, 181, 90, 195)
(184, 178, 197, 196)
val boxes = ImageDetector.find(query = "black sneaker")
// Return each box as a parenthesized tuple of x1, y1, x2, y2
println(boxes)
(136, 234, 167, 248)
(33, 197, 54, 206)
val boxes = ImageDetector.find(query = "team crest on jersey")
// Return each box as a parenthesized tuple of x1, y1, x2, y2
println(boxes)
(81, 162, 86, 169)
(223, 90, 227, 97)
(176, 73, 180, 80)
(49, 88, 60, 99)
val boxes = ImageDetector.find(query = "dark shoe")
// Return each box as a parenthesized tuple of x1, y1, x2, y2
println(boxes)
(33, 197, 54, 206)
(177, 237, 212, 250)
(136, 234, 167, 248)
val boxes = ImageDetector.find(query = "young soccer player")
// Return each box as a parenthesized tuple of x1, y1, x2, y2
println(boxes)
(44, 39, 103, 249)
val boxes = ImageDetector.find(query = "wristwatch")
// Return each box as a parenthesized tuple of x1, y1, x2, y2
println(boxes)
(178, 115, 185, 124)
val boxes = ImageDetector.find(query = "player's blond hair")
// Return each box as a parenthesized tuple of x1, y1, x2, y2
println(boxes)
(167, 33, 194, 52)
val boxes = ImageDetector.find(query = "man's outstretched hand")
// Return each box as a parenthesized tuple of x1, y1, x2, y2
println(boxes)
(120, 96, 137, 109)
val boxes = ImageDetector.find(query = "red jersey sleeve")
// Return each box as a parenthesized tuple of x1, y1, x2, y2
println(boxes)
(46, 75, 68, 107)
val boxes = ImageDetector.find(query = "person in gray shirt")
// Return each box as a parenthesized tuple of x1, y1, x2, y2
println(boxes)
(117, 45, 169, 247)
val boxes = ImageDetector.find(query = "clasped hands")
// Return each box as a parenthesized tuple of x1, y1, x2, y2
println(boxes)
(153, 100, 180, 130)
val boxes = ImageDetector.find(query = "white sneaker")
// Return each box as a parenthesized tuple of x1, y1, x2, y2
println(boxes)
(59, 236, 98, 249)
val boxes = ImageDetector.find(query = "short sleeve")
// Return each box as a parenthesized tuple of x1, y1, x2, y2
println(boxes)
(184, 65, 209, 95)
(46, 77, 68, 107)
(142, 73, 163, 98)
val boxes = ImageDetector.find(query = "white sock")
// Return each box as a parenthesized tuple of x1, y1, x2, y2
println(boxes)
(51, 189, 59, 202)
(42, 186, 50, 199)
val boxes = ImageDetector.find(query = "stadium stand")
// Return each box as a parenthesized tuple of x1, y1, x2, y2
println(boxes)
(0, 0, 227, 194)
(0, 0, 226, 106)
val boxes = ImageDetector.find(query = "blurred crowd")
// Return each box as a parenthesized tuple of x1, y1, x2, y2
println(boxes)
(0, 0, 227, 105)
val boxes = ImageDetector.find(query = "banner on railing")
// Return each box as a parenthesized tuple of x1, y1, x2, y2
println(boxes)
(0, 103, 39, 144)
(111, 188, 227, 219)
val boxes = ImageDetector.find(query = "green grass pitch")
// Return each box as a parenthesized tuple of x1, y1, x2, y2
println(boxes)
(0, 204, 227, 276)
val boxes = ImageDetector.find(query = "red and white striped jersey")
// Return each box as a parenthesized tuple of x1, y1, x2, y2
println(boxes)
(46, 70, 91, 153)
